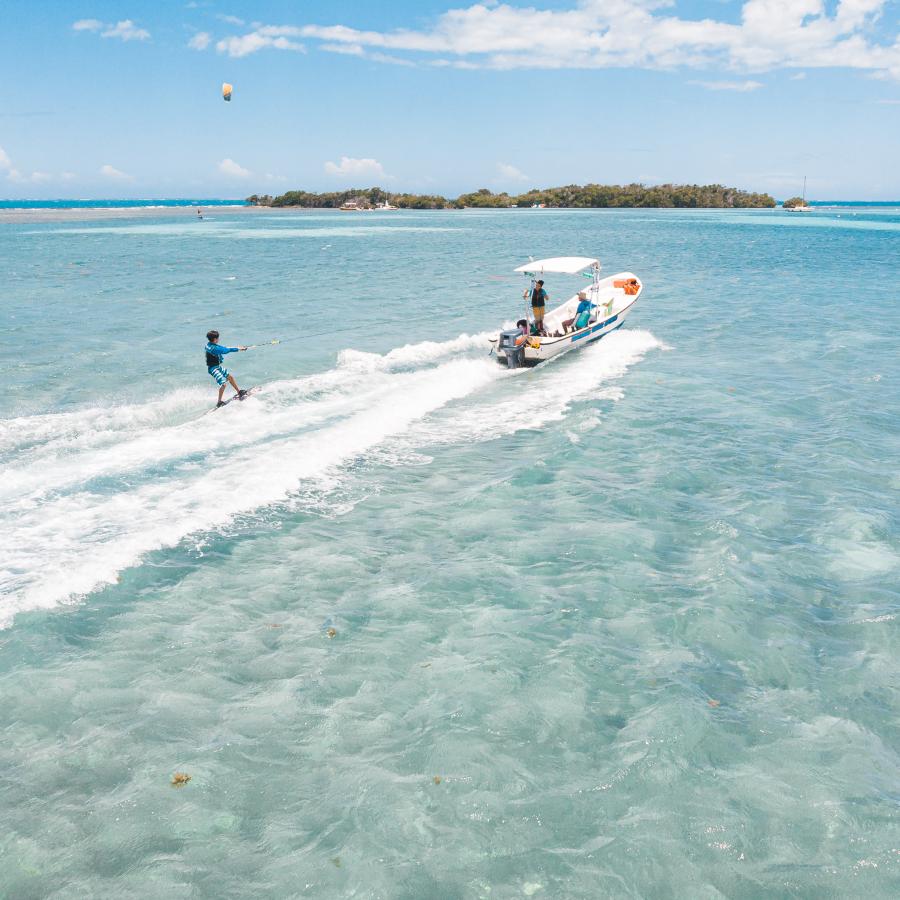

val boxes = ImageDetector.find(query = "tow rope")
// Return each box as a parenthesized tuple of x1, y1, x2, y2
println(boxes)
(245, 323, 363, 350)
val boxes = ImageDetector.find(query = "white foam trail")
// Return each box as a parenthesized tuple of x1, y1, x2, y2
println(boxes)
(0, 388, 206, 458)
(0, 328, 660, 628)
(336, 331, 494, 373)
(400, 329, 664, 448)
(0, 332, 497, 501)
(0, 333, 498, 626)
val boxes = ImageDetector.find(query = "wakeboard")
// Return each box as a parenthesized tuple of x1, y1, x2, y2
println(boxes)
(213, 386, 258, 410)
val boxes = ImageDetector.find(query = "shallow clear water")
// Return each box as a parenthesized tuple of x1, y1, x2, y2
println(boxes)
(2, 207, 899, 897)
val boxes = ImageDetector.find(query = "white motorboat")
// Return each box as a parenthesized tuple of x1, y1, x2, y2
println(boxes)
(490, 256, 642, 367)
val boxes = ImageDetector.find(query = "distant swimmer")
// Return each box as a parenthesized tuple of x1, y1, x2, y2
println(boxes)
(205, 329, 248, 408)
(197, 208, 203, 220)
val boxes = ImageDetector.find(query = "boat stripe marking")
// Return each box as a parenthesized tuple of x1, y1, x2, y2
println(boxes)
(571, 314, 618, 341)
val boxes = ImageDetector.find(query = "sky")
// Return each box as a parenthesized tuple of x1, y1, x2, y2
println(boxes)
(1, 0, 899, 200)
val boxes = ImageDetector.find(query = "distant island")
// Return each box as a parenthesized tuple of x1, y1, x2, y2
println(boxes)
(247, 183, 776, 210)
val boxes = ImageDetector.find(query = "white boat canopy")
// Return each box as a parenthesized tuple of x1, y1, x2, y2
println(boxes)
(514, 256, 600, 275)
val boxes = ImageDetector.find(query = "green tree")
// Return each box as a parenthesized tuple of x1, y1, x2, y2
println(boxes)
(250, 182, 776, 210)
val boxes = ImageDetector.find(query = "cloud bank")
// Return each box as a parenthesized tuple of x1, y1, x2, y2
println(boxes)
(216, 26, 306, 57)
(208, 0, 900, 80)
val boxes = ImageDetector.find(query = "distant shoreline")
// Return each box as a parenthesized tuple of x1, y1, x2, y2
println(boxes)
(253, 183, 778, 210)
(2, 201, 899, 225)
(2, 198, 899, 212)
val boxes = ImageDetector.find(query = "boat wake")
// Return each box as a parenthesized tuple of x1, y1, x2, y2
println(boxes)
(0, 328, 663, 627)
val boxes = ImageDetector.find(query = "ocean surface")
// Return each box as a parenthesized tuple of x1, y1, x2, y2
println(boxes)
(1, 206, 898, 898)
(0, 199, 244, 210)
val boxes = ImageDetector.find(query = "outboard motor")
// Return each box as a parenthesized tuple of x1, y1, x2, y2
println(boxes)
(498, 329, 525, 369)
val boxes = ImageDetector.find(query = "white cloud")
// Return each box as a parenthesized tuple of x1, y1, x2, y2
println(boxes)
(322, 43, 365, 57)
(220, 2, 900, 81)
(370, 52, 416, 67)
(790, 71, 807, 80)
(7, 169, 53, 184)
(219, 158, 252, 178)
(874, 98, 900, 103)
(217, 26, 306, 57)
(188, 31, 212, 50)
(319, 42, 417, 66)
(324, 156, 388, 179)
(73, 18, 150, 41)
(691, 79, 764, 91)
(217, 14, 245, 26)
(72, 19, 103, 32)
(0, 146, 58, 183)
(61, 171, 77, 181)
(102, 20, 151, 41)
(497, 162, 529, 182)
(100, 164, 133, 180)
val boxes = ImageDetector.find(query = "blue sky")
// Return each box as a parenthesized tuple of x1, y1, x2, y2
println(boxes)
(1, 0, 899, 199)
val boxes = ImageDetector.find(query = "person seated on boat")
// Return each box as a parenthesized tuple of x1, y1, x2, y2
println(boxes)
(515, 318, 530, 346)
(529, 280, 548, 334)
(562, 291, 594, 333)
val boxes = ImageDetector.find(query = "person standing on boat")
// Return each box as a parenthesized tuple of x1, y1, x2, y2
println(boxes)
(529, 280, 548, 334)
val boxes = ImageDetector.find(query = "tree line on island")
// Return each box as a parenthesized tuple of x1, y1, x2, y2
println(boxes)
(247, 183, 776, 210)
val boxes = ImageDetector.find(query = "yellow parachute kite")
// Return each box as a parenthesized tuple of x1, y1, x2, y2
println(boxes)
(222, 82, 233, 102)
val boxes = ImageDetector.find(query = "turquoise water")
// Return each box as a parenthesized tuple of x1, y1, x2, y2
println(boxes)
(2, 206, 899, 897)
(0, 199, 243, 210)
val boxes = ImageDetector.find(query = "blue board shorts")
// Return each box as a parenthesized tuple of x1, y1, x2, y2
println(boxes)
(208, 365, 229, 385)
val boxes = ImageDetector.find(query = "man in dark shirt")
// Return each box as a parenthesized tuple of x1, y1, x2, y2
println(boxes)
(530, 280, 548, 334)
